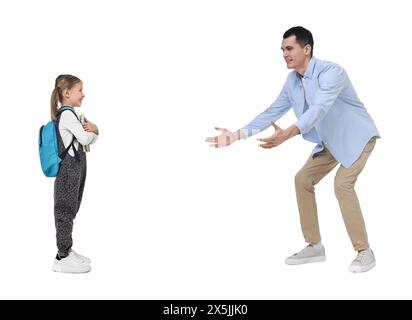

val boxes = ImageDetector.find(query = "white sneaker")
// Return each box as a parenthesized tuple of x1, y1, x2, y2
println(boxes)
(285, 244, 326, 265)
(53, 252, 91, 274)
(349, 248, 376, 273)
(70, 249, 91, 264)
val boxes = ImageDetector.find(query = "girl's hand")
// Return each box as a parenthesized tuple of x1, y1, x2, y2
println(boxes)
(83, 120, 99, 135)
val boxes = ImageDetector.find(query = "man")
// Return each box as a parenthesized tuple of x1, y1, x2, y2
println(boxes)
(206, 26, 380, 273)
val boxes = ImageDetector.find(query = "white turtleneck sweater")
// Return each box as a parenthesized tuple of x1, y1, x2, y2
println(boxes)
(58, 109, 98, 156)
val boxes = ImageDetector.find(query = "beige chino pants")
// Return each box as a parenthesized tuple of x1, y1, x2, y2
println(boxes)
(295, 138, 376, 251)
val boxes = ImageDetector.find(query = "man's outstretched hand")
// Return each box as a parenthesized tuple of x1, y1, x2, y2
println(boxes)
(206, 127, 242, 148)
(258, 122, 300, 149)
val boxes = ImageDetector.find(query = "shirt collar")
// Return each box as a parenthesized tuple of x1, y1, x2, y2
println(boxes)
(303, 57, 316, 79)
(295, 57, 317, 80)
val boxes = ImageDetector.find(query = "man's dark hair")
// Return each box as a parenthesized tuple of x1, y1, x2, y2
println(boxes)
(283, 26, 314, 57)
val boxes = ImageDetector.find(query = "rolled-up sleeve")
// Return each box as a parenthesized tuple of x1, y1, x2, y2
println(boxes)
(241, 82, 291, 138)
(295, 65, 345, 135)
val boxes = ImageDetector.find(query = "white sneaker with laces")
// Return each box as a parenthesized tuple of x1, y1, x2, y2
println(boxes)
(53, 251, 91, 273)
(285, 244, 326, 265)
(70, 249, 91, 264)
(349, 248, 376, 273)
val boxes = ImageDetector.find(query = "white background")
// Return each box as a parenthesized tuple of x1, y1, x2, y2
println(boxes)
(0, 0, 411, 299)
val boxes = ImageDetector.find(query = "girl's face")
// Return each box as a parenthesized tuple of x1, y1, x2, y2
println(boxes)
(63, 82, 85, 107)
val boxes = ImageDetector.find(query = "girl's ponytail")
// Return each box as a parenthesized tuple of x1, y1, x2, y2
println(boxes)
(50, 86, 60, 121)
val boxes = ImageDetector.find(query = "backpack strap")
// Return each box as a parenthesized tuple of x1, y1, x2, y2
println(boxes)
(56, 107, 81, 162)
(57, 106, 79, 120)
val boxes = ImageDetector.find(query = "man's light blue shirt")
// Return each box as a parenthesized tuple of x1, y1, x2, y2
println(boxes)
(241, 57, 380, 168)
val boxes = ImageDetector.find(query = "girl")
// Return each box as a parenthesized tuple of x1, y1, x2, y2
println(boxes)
(50, 74, 99, 273)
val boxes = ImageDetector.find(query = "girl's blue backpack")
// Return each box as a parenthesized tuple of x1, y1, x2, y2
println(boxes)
(38, 107, 77, 177)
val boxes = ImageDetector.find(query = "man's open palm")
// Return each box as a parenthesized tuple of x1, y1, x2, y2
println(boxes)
(258, 122, 287, 148)
(206, 127, 237, 148)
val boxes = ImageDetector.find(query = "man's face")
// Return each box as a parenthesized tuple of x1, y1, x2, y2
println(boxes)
(281, 35, 311, 71)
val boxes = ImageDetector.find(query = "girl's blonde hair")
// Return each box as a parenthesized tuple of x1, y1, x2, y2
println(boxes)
(50, 74, 82, 120)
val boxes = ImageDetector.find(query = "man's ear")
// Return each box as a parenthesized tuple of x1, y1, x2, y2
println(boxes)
(305, 44, 312, 56)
